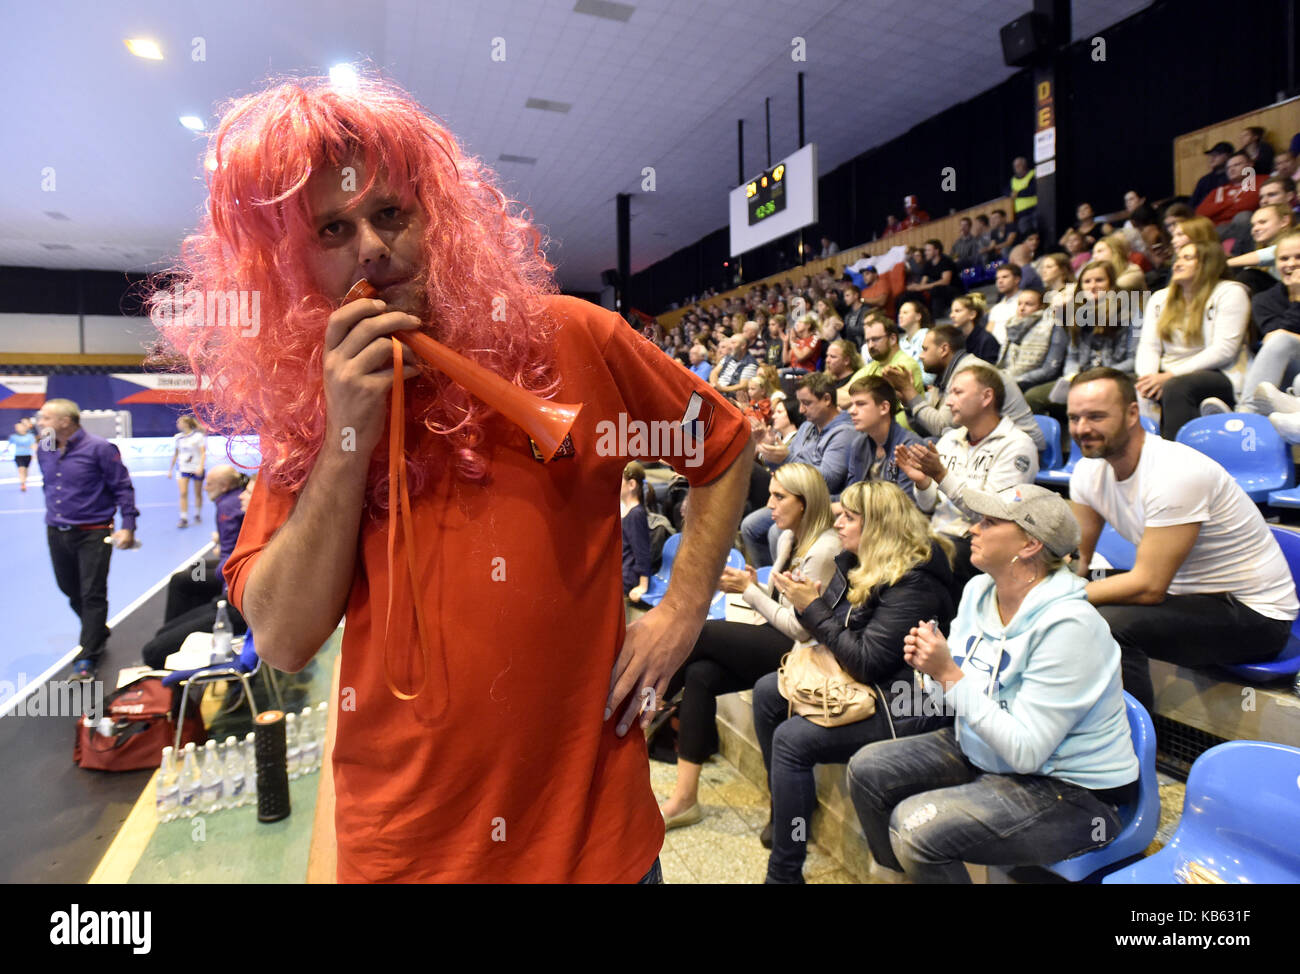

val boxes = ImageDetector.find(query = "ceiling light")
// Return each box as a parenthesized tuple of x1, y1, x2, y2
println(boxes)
(179, 116, 206, 132)
(329, 63, 360, 94)
(525, 97, 572, 114)
(125, 38, 163, 60)
(574, 0, 635, 23)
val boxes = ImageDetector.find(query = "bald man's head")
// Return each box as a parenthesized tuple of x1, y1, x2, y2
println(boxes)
(204, 465, 242, 501)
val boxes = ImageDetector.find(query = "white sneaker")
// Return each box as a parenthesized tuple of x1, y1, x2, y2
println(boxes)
(1255, 382, 1300, 417)
(1268, 411, 1300, 444)
(1199, 397, 1233, 416)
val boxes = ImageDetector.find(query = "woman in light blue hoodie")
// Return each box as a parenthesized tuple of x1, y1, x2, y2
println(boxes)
(847, 483, 1140, 883)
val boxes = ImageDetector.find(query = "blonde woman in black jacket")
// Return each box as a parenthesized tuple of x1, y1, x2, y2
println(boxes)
(753, 480, 959, 884)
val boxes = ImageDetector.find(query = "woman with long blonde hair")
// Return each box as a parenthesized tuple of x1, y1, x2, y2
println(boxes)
(751, 479, 959, 883)
(1090, 232, 1147, 294)
(1170, 215, 1218, 251)
(1135, 237, 1249, 436)
(658, 463, 840, 830)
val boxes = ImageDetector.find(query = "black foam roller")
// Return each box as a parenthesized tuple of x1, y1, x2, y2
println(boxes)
(254, 710, 291, 823)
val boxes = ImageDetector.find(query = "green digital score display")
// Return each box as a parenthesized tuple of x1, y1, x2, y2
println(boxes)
(746, 163, 786, 226)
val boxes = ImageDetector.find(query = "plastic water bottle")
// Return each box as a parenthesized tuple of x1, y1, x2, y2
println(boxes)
(200, 739, 224, 812)
(298, 707, 319, 773)
(222, 735, 246, 807)
(315, 702, 329, 765)
(243, 732, 258, 801)
(155, 746, 179, 822)
(285, 711, 301, 780)
(211, 600, 233, 662)
(178, 742, 201, 816)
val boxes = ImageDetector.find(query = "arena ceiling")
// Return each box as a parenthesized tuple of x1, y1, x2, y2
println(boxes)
(2, 0, 1149, 292)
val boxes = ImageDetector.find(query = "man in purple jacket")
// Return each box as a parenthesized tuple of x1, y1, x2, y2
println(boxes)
(35, 398, 139, 681)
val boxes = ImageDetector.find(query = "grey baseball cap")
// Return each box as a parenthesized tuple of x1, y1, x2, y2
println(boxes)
(963, 483, 1081, 557)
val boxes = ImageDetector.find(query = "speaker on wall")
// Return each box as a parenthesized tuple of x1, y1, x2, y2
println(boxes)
(1000, 12, 1051, 68)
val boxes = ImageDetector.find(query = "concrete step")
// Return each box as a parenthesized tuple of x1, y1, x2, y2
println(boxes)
(1152, 660, 1300, 748)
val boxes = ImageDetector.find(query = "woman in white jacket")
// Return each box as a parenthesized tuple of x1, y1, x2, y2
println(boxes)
(1135, 239, 1249, 437)
(847, 484, 1140, 883)
(658, 463, 840, 828)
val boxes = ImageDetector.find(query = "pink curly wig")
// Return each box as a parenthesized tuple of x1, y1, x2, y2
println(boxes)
(149, 74, 559, 512)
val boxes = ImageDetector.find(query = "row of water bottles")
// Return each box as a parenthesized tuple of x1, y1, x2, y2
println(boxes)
(155, 703, 328, 821)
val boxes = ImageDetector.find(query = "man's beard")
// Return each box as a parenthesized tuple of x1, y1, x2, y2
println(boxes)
(1081, 426, 1129, 460)
(869, 347, 891, 363)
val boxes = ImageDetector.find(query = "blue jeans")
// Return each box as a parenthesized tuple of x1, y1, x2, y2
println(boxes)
(1240, 331, 1300, 405)
(740, 507, 781, 567)
(636, 858, 663, 884)
(754, 674, 951, 883)
(846, 727, 1123, 883)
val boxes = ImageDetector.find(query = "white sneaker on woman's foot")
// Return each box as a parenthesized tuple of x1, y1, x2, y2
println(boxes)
(1255, 382, 1300, 416)
(1268, 411, 1300, 444)
(1199, 397, 1233, 416)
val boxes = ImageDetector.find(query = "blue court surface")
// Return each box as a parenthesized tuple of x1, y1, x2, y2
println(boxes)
(0, 438, 259, 705)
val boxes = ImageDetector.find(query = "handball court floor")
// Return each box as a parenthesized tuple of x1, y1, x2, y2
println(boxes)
(0, 458, 218, 882)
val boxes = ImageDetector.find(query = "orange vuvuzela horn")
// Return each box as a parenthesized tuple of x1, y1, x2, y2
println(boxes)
(343, 278, 582, 461)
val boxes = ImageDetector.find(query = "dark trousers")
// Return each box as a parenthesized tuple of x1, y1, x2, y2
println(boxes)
(752, 672, 950, 883)
(47, 526, 112, 663)
(142, 599, 247, 670)
(164, 560, 222, 621)
(847, 727, 1124, 883)
(1098, 594, 1293, 713)
(665, 619, 792, 764)
(1159, 371, 1233, 440)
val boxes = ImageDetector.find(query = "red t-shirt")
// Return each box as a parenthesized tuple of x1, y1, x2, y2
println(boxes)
(1196, 183, 1259, 226)
(790, 335, 825, 369)
(224, 295, 749, 882)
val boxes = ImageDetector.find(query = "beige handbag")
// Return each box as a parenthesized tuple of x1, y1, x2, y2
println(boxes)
(777, 644, 876, 728)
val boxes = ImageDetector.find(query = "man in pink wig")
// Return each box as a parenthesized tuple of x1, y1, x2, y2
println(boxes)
(154, 76, 752, 882)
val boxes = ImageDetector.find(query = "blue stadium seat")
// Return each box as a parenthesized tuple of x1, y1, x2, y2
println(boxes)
(1036, 424, 1079, 487)
(1034, 415, 1063, 472)
(755, 565, 772, 588)
(706, 548, 747, 619)
(1103, 741, 1300, 884)
(1218, 526, 1300, 682)
(638, 533, 681, 608)
(1045, 693, 1160, 881)
(1267, 486, 1300, 508)
(1175, 414, 1295, 502)
(1095, 523, 1136, 572)
(1139, 416, 1159, 436)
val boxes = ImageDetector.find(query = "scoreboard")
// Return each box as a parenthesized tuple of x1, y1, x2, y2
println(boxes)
(745, 163, 787, 225)
(729, 142, 817, 257)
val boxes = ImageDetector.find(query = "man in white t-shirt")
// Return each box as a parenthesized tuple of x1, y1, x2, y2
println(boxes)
(897, 363, 1038, 585)
(1066, 368, 1297, 711)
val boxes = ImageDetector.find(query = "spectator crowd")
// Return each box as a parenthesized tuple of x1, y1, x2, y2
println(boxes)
(629, 126, 1300, 883)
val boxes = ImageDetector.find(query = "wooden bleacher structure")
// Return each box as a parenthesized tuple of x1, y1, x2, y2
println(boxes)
(1173, 95, 1300, 197)
(655, 197, 1013, 331)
